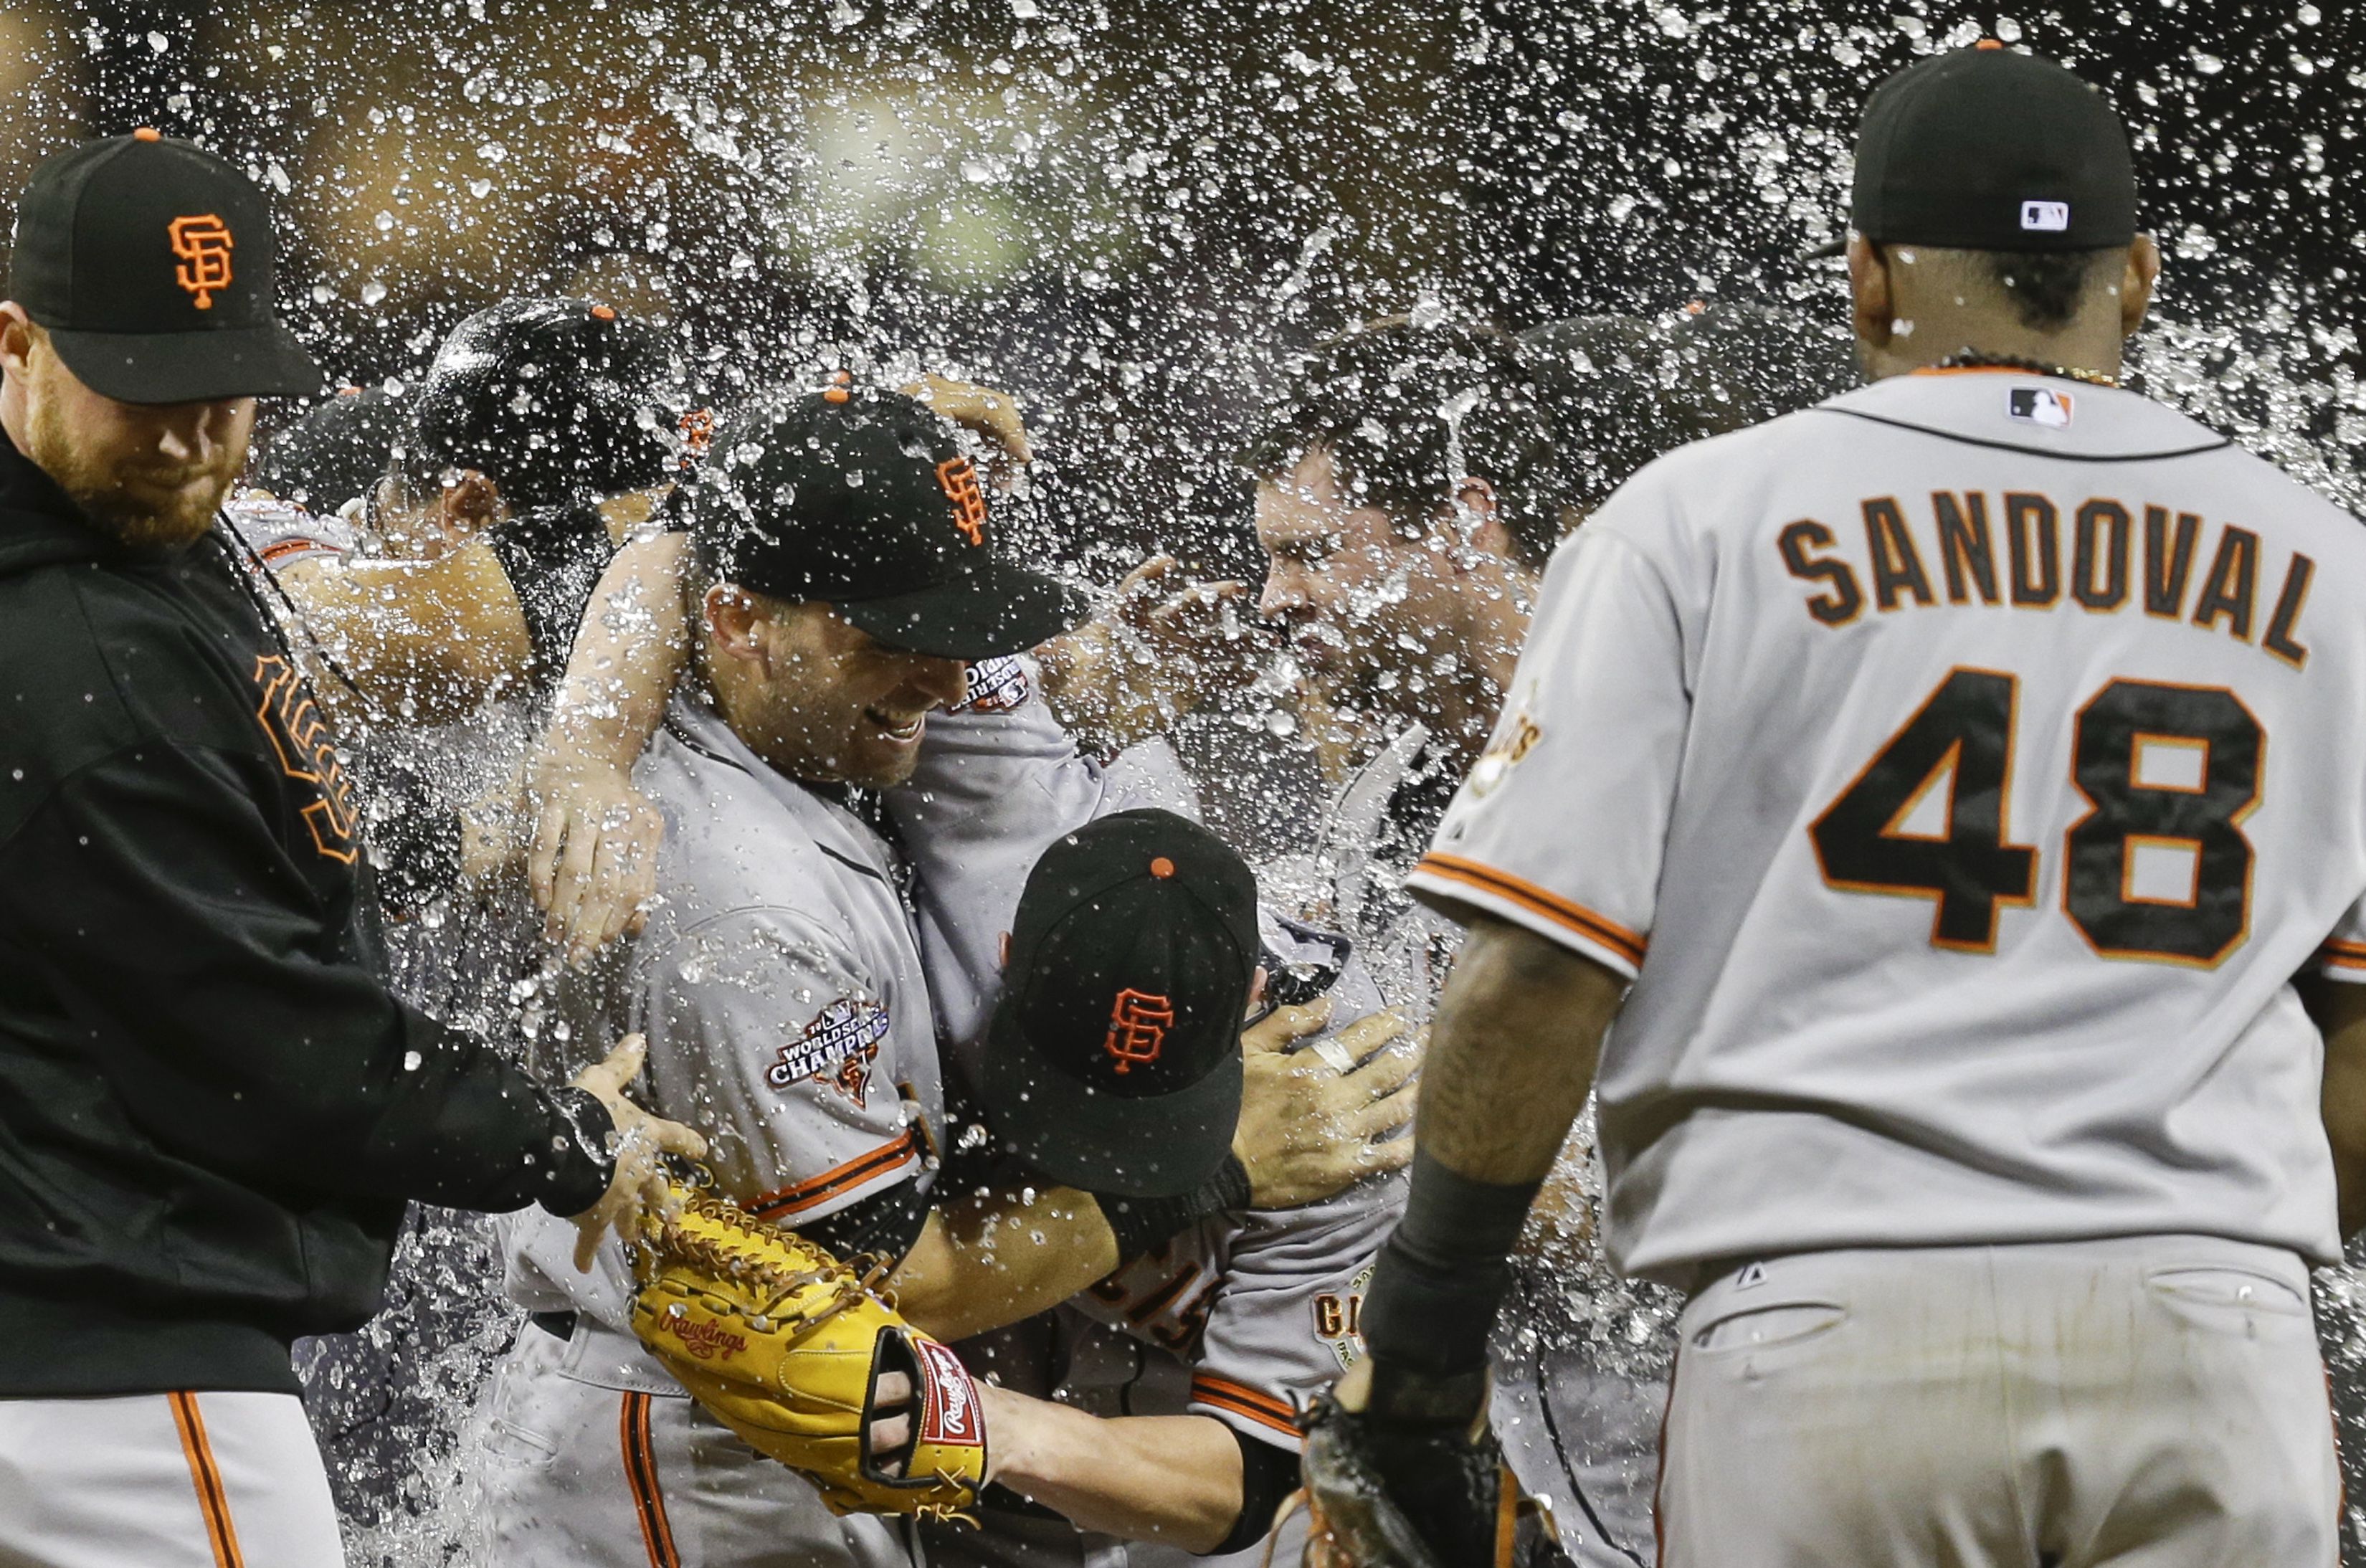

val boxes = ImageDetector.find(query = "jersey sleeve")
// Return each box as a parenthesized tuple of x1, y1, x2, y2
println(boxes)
(639, 908, 928, 1227)
(1404, 524, 1692, 980)
(885, 655, 1143, 1063)
(220, 493, 358, 569)
(2317, 893, 2366, 984)
(1186, 1174, 1404, 1455)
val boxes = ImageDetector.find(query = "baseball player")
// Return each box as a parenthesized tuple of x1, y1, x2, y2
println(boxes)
(869, 661, 1412, 1568)
(0, 130, 697, 1567)
(475, 387, 1401, 1567)
(224, 297, 683, 733)
(1048, 313, 1840, 1565)
(1308, 44, 2365, 1566)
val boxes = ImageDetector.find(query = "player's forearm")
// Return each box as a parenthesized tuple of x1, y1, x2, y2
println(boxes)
(885, 1187, 1121, 1343)
(539, 530, 691, 776)
(980, 1384, 1243, 1553)
(1357, 915, 1626, 1389)
(1417, 913, 1624, 1184)
(2302, 976, 2366, 1237)
(281, 548, 529, 725)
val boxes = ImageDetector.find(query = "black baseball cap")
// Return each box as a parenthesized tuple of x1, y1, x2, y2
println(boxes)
(403, 297, 678, 511)
(8, 130, 322, 403)
(686, 384, 1085, 660)
(984, 809, 1260, 1199)
(1807, 44, 2137, 258)
(250, 384, 409, 513)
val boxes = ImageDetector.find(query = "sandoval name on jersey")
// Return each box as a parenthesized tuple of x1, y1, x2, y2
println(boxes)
(1411, 367, 2366, 1291)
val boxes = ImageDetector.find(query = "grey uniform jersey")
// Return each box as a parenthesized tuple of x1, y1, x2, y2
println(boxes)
(489, 694, 941, 1567)
(508, 694, 946, 1336)
(1262, 723, 1463, 1022)
(1413, 370, 2366, 1287)
(889, 661, 1405, 1567)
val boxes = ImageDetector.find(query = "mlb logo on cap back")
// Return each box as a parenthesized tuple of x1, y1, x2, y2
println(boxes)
(2020, 201, 2071, 232)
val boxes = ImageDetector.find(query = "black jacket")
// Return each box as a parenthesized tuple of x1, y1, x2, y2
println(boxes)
(0, 432, 612, 1397)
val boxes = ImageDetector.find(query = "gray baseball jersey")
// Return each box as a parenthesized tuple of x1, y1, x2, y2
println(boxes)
(888, 660, 1405, 1559)
(491, 691, 940, 1567)
(1411, 368, 2366, 1288)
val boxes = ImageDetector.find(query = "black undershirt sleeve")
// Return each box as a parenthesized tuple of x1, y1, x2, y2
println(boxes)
(1210, 1429, 1302, 1557)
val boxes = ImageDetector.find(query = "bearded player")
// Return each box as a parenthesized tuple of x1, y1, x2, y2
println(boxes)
(1310, 43, 2364, 1567)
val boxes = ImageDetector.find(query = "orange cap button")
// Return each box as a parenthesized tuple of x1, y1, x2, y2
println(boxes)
(823, 386, 850, 404)
(1149, 857, 1176, 879)
(1976, 37, 2005, 49)
(133, 127, 161, 142)
(589, 303, 617, 320)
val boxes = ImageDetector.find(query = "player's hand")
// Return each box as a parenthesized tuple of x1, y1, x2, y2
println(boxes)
(1234, 1002, 1419, 1209)
(565, 1034, 707, 1272)
(526, 755, 666, 967)
(864, 1371, 1013, 1485)
(1037, 555, 1272, 751)
(901, 374, 1032, 477)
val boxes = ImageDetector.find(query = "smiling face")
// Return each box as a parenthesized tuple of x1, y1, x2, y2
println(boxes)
(10, 323, 252, 549)
(1253, 445, 1476, 710)
(703, 586, 969, 788)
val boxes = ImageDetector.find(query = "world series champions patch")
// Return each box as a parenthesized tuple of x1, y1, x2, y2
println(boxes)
(769, 999, 891, 1104)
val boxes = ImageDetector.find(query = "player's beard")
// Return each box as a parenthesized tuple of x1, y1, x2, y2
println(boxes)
(27, 391, 246, 551)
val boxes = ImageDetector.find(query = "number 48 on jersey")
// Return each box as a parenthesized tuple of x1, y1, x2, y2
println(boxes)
(1811, 667, 2262, 966)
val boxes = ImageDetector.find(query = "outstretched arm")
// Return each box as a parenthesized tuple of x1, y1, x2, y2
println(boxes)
(518, 529, 692, 961)
(976, 1391, 1253, 1553)
(277, 544, 532, 728)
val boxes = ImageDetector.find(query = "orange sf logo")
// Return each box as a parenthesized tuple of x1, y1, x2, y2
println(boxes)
(167, 215, 234, 310)
(936, 456, 988, 547)
(1103, 989, 1175, 1075)
(252, 654, 358, 863)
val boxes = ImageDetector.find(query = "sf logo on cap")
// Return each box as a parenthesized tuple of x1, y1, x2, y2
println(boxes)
(936, 456, 988, 547)
(168, 214, 234, 310)
(1103, 988, 1175, 1074)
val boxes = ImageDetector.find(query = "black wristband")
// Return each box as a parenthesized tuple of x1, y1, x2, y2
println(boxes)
(536, 1085, 617, 1217)
(1093, 1153, 1251, 1262)
(1358, 1149, 1540, 1379)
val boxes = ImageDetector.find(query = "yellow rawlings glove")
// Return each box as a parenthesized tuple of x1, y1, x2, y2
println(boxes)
(628, 1182, 987, 1521)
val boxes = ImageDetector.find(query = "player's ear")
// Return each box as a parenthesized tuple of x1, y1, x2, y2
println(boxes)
(703, 584, 769, 667)
(1451, 475, 1513, 561)
(997, 931, 1010, 970)
(1847, 234, 1895, 351)
(0, 302, 37, 385)
(437, 469, 507, 538)
(2119, 235, 2161, 339)
(1243, 965, 1268, 1019)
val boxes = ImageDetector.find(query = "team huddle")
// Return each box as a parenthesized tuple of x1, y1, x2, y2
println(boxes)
(0, 37, 2361, 1568)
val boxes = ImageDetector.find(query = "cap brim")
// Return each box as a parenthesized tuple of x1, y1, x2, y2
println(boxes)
(837, 556, 1088, 660)
(982, 1004, 1243, 1200)
(1798, 235, 1849, 262)
(47, 321, 325, 404)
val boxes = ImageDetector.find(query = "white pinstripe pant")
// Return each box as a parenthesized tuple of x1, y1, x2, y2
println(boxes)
(0, 1390, 343, 1567)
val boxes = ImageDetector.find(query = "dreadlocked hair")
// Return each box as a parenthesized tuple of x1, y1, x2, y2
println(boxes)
(1240, 317, 1563, 572)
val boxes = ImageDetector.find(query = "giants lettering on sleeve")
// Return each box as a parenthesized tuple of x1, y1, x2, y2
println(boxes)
(1776, 492, 2314, 670)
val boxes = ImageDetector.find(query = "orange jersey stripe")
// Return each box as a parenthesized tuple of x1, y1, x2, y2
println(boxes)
(1414, 854, 1649, 966)
(2322, 941, 2366, 971)
(746, 1128, 923, 1220)
(256, 536, 331, 564)
(620, 1392, 681, 1568)
(1191, 1373, 1301, 1437)
(168, 1392, 245, 1568)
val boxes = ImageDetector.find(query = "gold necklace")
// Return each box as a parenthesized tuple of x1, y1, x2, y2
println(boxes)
(1934, 350, 2119, 388)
